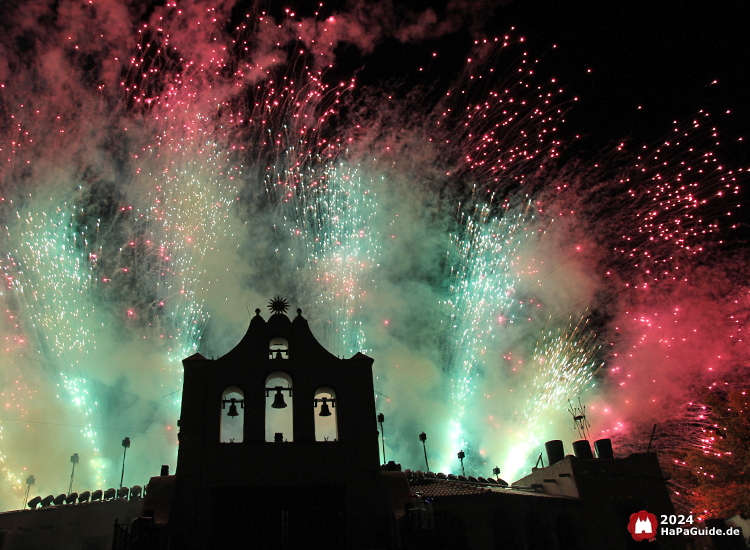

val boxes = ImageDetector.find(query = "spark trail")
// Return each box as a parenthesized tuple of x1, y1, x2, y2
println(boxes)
(502, 314, 602, 480)
(272, 160, 382, 357)
(2, 197, 106, 483)
(441, 198, 538, 459)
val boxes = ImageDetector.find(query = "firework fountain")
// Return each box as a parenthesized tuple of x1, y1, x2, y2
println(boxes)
(440, 198, 536, 469)
(270, 160, 382, 358)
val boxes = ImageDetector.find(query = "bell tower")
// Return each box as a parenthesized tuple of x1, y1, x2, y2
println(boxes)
(170, 298, 388, 549)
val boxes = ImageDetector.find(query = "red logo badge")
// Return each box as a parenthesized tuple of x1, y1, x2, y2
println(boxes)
(627, 510, 658, 541)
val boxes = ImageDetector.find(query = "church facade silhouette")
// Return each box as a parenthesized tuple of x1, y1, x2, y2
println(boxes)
(0, 298, 716, 550)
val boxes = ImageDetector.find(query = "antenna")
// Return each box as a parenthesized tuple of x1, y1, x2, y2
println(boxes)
(646, 424, 657, 453)
(535, 452, 544, 468)
(567, 397, 591, 439)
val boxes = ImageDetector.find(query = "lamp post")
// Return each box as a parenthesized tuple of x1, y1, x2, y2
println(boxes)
(22, 475, 35, 509)
(68, 453, 79, 494)
(492, 466, 501, 479)
(120, 437, 130, 489)
(457, 450, 465, 476)
(419, 432, 429, 471)
(377, 413, 385, 464)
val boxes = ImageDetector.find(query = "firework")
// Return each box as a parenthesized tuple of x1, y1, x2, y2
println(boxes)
(497, 314, 602, 479)
(578, 112, 742, 292)
(522, 315, 601, 439)
(0, 1, 744, 511)
(270, 160, 381, 357)
(2, 197, 106, 484)
(434, 37, 569, 192)
(440, 197, 537, 458)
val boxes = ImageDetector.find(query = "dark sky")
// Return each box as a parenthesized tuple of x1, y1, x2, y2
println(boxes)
(500, 0, 750, 160)
(256, 0, 749, 164)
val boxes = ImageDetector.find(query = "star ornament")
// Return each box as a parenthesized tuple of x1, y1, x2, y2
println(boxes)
(268, 296, 290, 315)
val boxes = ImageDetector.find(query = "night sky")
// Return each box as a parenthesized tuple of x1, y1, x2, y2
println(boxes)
(266, 0, 750, 163)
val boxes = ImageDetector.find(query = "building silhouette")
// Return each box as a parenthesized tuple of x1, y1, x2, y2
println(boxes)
(1, 298, 739, 549)
(167, 301, 404, 549)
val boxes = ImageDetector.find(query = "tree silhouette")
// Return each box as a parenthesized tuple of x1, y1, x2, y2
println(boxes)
(675, 387, 750, 518)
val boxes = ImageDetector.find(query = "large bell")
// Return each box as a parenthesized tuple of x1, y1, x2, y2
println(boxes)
(318, 397, 332, 417)
(226, 398, 239, 417)
(271, 387, 288, 409)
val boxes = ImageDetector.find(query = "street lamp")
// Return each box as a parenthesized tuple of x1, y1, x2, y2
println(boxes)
(457, 450, 466, 476)
(120, 437, 130, 489)
(419, 432, 429, 471)
(68, 453, 79, 494)
(377, 413, 385, 464)
(22, 475, 35, 509)
(492, 466, 501, 479)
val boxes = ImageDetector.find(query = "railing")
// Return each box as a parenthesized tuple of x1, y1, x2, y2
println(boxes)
(112, 519, 132, 550)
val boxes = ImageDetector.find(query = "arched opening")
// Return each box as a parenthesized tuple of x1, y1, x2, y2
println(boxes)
(313, 387, 338, 442)
(220, 386, 244, 443)
(265, 372, 293, 442)
(269, 337, 289, 360)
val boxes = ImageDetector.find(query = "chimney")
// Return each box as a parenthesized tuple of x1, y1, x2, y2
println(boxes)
(545, 440, 565, 465)
(594, 438, 614, 459)
(572, 440, 594, 459)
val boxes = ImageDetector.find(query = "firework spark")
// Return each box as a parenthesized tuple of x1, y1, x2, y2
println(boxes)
(440, 198, 537, 459)
(272, 160, 382, 357)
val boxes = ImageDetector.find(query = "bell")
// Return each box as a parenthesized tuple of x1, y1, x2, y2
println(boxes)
(226, 398, 239, 417)
(271, 387, 287, 409)
(318, 397, 332, 417)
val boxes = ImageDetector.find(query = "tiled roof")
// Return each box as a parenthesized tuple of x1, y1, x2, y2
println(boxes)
(488, 487, 578, 499)
(411, 480, 490, 498)
(408, 478, 578, 500)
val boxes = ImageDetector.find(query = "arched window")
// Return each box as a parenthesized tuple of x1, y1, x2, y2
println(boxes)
(269, 337, 289, 360)
(265, 372, 293, 442)
(220, 386, 244, 443)
(313, 387, 338, 442)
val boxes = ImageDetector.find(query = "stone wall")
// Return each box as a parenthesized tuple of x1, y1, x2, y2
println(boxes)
(0, 498, 142, 550)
